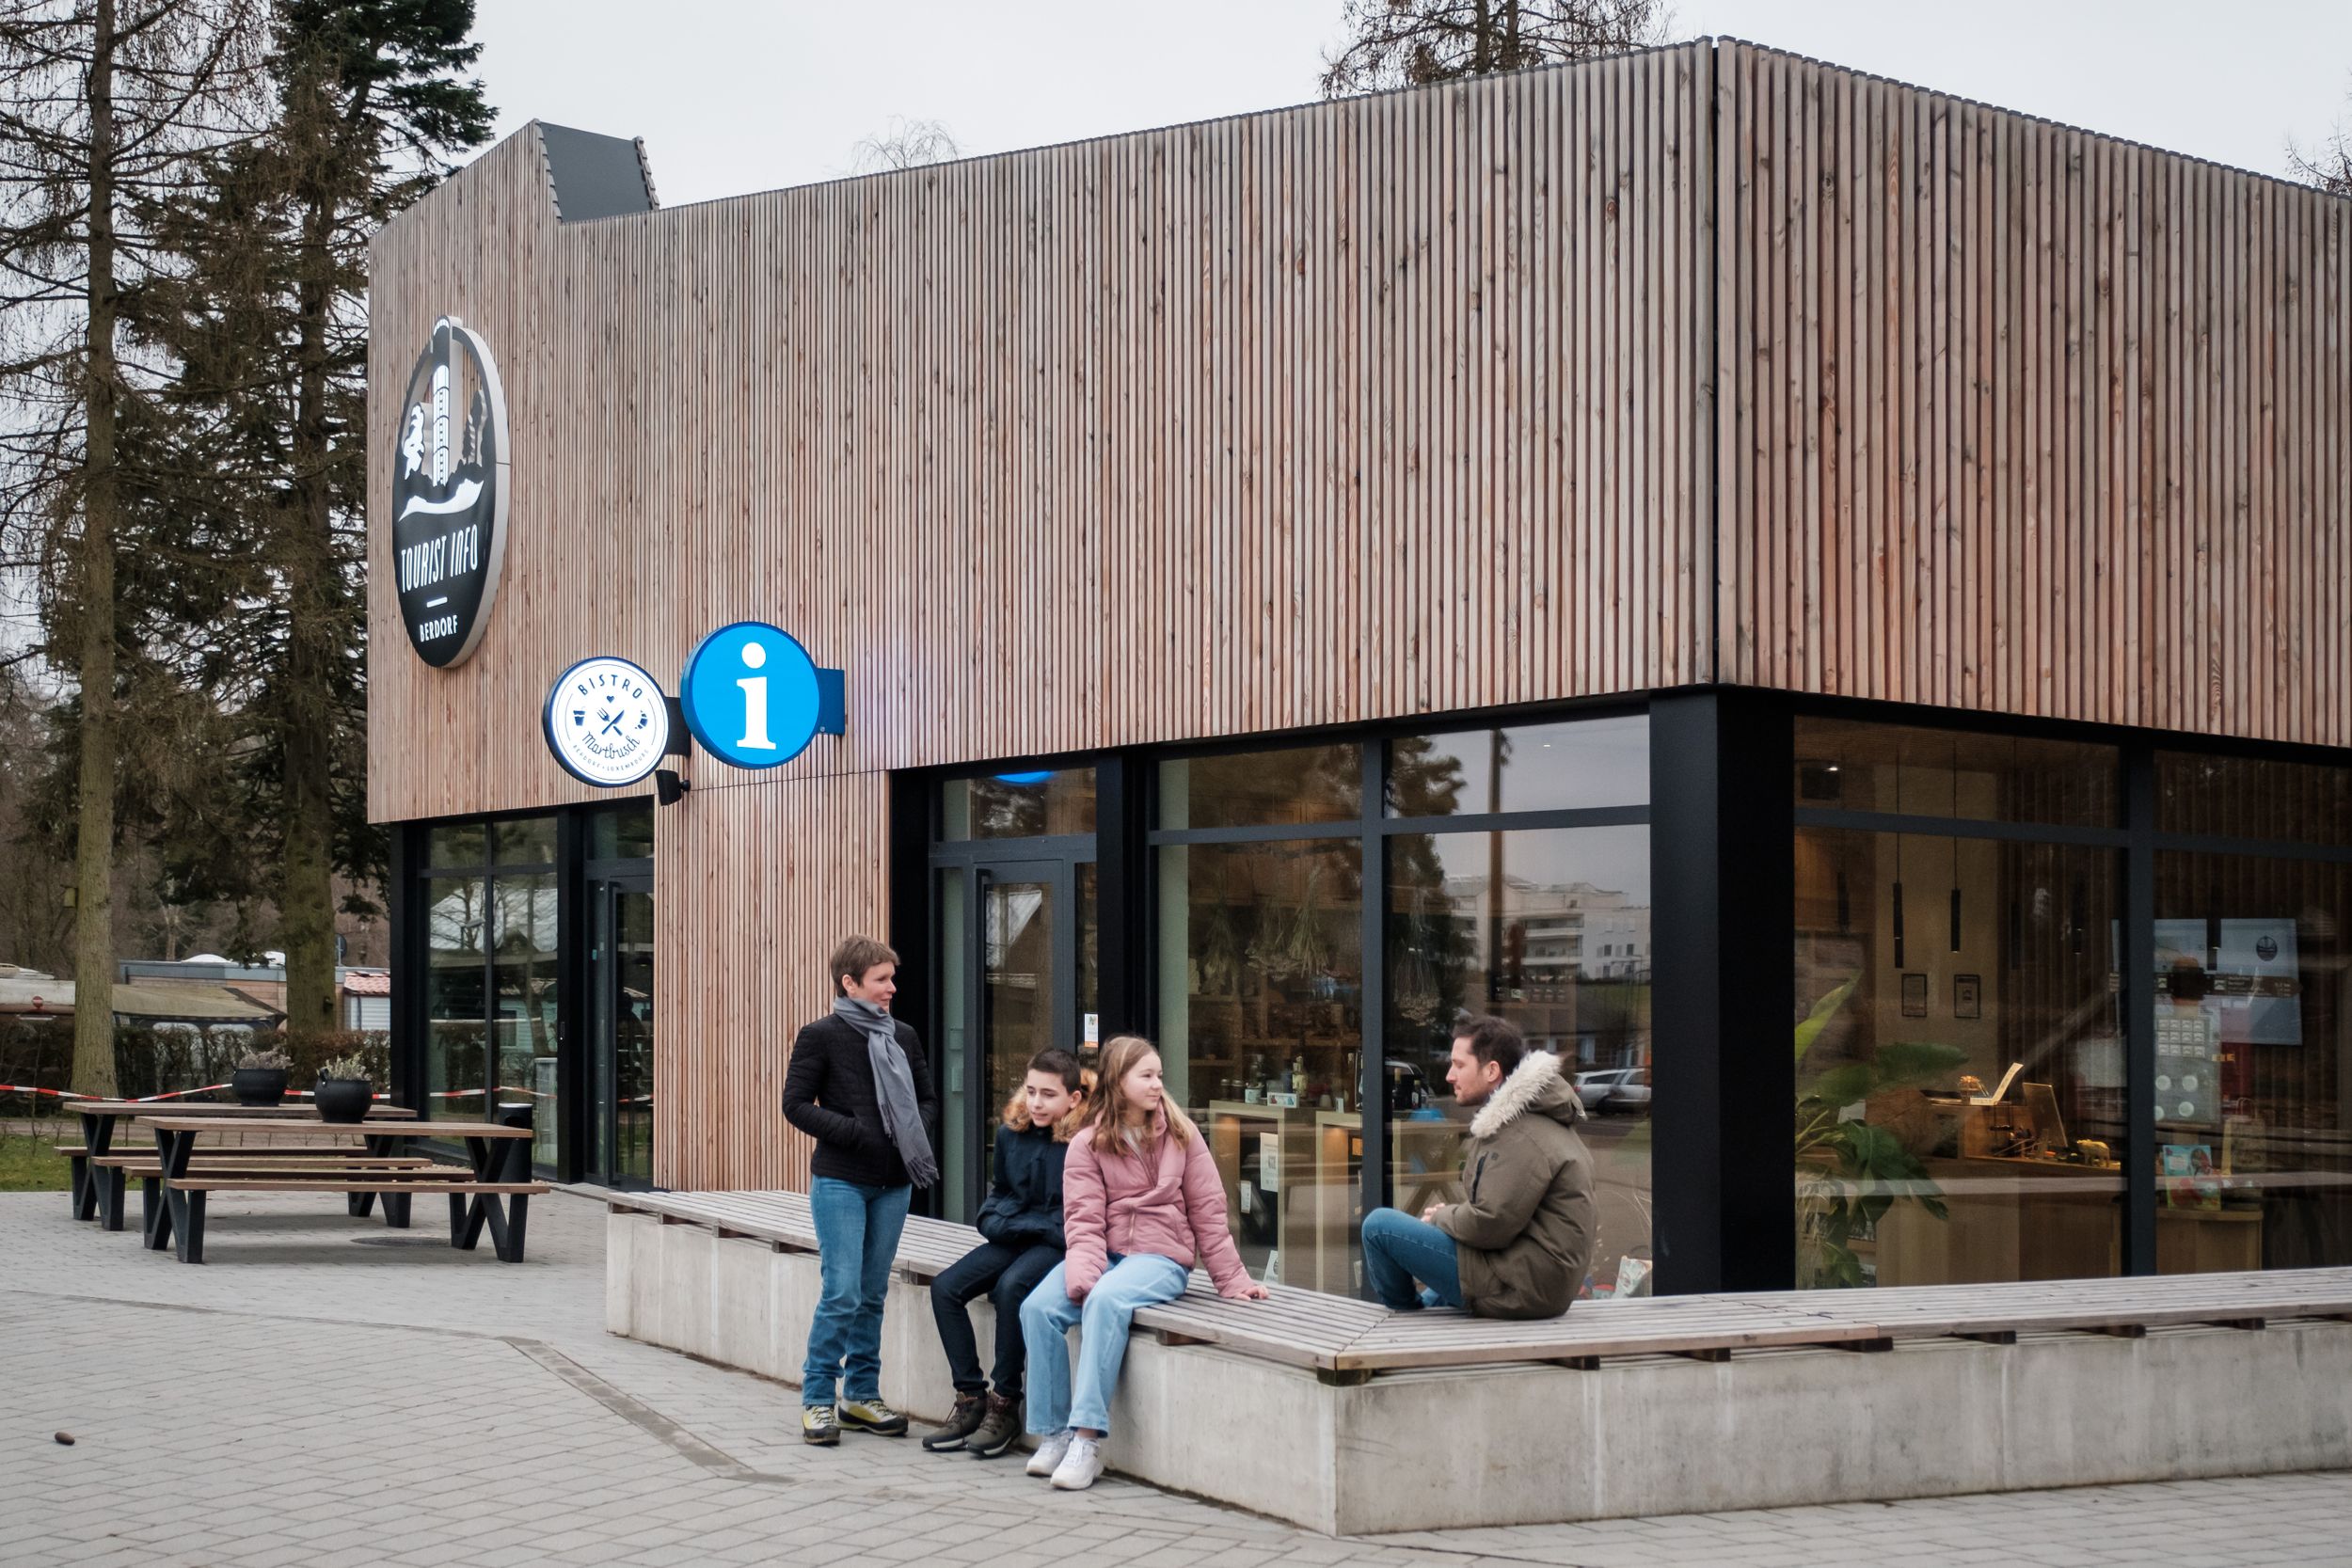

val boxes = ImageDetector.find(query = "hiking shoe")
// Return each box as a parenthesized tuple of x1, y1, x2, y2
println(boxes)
(801, 1404, 839, 1446)
(967, 1393, 1025, 1459)
(1025, 1428, 1074, 1477)
(921, 1392, 988, 1451)
(1050, 1433, 1105, 1491)
(835, 1397, 909, 1436)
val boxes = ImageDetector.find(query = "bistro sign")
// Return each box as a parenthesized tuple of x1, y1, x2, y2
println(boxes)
(392, 315, 510, 667)
(543, 655, 671, 787)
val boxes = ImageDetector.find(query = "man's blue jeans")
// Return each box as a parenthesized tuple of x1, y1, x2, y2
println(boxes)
(1018, 1253, 1190, 1435)
(803, 1175, 912, 1405)
(1360, 1206, 1465, 1312)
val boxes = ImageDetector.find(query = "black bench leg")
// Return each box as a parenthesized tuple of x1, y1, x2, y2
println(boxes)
(102, 1165, 127, 1232)
(68, 1153, 87, 1219)
(455, 1194, 490, 1252)
(140, 1178, 160, 1245)
(449, 1192, 470, 1246)
(495, 1196, 530, 1262)
(174, 1191, 207, 1264)
(383, 1192, 412, 1229)
(351, 1192, 378, 1218)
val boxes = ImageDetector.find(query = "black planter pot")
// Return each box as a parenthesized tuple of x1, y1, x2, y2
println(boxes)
(313, 1077, 373, 1123)
(230, 1067, 289, 1106)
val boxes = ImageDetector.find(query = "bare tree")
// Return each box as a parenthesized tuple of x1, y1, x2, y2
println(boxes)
(0, 0, 263, 1094)
(1320, 0, 1672, 98)
(2289, 110, 2351, 197)
(849, 116, 958, 174)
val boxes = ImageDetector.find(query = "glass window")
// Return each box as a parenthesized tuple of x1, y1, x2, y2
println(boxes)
(493, 815, 557, 866)
(1158, 745, 1360, 831)
(426, 822, 485, 868)
(942, 768, 1097, 839)
(1793, 718, 2118, 828)
(591, 804, 655, 861)
(1158, 837, 1364, 1292)
(1388, 715, 1649, 816)
(490, 872, 559, 1156)
(2153, 852, 2352, 1271)
(1387, 826, 1653, 1300)
(425, 874, 489, 1120)
(1793, 828, 2125, 1288)
(2158, 752, 2352, 847)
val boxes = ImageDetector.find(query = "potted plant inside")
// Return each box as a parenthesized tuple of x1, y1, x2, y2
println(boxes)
(312, 1053, 374, 1124)
(230, 1046, 293, 1106)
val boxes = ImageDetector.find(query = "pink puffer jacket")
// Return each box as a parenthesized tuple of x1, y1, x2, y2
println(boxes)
(1061, 1114, 1252, 1299)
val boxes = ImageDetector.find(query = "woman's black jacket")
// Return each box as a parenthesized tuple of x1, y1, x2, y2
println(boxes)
(780, 1013, 936, 1189)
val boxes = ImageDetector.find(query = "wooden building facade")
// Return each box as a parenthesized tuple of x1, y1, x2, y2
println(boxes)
(370, 41, 2352, 1295)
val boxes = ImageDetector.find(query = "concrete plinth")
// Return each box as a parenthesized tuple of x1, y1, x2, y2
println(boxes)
(607, 1211, 2352, 1533)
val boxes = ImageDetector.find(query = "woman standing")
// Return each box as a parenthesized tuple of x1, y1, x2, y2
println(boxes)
(1018, 1035, 1266, 1491)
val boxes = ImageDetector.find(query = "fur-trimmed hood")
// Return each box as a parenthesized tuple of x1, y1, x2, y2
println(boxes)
(1467, 1049, 1584, 1140)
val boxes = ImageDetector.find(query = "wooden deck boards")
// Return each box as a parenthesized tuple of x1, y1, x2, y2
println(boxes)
(612, 1189, 2352, 1375)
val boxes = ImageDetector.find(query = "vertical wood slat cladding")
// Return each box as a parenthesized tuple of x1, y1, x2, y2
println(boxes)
(1715, 41, 2352, 744)
(366, 47, 1716, 826)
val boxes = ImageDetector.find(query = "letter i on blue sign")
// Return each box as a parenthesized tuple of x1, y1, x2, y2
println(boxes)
(679, 621, 840, 769)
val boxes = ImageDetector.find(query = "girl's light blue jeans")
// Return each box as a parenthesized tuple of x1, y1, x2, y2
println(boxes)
(1018, 1252, 1190, 1435)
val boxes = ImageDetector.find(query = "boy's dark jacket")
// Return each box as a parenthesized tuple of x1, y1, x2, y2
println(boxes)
(975, 1121, 1068, 1250)
(780, 1013, 936, 1189)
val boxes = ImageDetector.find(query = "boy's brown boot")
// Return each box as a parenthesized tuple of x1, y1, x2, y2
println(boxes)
(921, 1392, 988, 1451)
(966, 1392, 1025, 1459)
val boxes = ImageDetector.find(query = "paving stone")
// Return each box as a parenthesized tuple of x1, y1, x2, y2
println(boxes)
(5, 1189, 2349, 1567)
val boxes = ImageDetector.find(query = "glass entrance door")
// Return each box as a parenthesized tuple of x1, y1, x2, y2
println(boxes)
(589, 872, 655, 1187)
(937, 857, 1095, 1218)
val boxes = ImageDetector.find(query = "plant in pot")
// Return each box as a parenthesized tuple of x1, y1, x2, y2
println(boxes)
(313, 1053, 374, 1124)
(231, 1047, 294, 1106)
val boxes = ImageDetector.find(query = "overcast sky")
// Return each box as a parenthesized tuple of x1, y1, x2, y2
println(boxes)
(471, 0, 2352, 208)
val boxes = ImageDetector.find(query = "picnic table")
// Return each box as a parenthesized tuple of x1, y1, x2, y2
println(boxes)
(62, 1100, 417, 1230)
(135, 1116, 541, 1265)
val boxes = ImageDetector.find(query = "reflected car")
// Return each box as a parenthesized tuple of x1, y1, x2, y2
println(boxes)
(1573, 1067, 1651, 1115)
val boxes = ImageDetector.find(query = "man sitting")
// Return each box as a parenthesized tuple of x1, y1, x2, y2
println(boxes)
(1360, 1014, 1596, 1319)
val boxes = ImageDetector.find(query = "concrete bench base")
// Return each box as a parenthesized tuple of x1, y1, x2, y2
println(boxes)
(607, 1211, 2352, 1533)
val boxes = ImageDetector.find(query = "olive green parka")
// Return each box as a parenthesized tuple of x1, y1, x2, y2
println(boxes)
(1430, 1050, 1597, 1319)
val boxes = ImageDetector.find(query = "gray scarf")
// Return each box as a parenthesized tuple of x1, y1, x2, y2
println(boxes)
(833, 997, 938, 1189)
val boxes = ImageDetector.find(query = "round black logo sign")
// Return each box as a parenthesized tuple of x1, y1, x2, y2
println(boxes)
(392, 316, 509, 667)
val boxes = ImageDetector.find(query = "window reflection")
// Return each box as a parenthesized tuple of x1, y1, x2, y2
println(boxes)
(1159, 745, 1360, 830)
(942, 769, 1097, 838)
(1159, 839, 1364, 1292)
(426, 874, 488, 1120)
(1794, 718, 2117, 828)
(1389, 716, 1648, 816)
(1388, 826, 1653, 1299)
(2153, 853, 2352, 1270)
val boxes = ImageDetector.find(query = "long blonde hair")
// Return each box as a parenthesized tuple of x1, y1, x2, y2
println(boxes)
(1077, 1035, 1195, 1152)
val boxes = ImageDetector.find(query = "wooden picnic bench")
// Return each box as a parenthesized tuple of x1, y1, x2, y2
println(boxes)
(608, 1188, 2352, 1379)
(61, 1100, 417, 1231)
(135, 1117, 546, 1264)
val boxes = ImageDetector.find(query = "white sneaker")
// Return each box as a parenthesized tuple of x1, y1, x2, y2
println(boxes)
(1025, 1429, 1074, 1478)
(1050, 1434, 1104, 1491)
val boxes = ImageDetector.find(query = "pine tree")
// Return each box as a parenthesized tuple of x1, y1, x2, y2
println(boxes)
(144, 0, 491, 1037)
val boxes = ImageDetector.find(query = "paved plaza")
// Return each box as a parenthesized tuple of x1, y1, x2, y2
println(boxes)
(5, 1188, 2349, 1568)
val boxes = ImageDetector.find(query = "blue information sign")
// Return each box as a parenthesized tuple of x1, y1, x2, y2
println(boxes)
(677, 621, 844, 768)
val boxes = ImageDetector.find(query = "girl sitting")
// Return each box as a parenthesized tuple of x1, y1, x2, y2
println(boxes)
(1019, 1035, 1265, 1491)
(922, 1049, 1085, 1457)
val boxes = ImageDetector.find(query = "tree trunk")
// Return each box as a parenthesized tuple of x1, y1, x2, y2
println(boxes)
(278, 158, 338, 1038)
(71, 0, 119, 1099)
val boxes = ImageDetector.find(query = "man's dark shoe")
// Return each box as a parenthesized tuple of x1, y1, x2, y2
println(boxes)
(921, 1392, 987, 1451)
(835, 1397, 909, 1436)
(801, 1404, 839, 1446)
(966, 1392, 1025, 1459)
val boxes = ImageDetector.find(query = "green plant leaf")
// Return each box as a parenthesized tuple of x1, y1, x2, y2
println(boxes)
(1872, 1037, 1973, 1088)
(1802, 1064, 1878, 1113)
(1793, 976, 1858, 1065)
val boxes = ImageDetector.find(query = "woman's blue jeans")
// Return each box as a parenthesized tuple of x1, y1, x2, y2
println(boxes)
(803, 1176, 912, 1404)
(1018, 1253, 1190, 1435)
(1359, 1206, 1464, 1311)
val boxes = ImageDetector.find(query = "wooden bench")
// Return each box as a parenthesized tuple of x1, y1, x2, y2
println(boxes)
(160, 1174, 549, 1263)
(609, 1188, 2352, 1376)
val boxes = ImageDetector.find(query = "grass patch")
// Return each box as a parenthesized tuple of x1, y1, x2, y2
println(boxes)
(0, 1129, 73, 1192)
